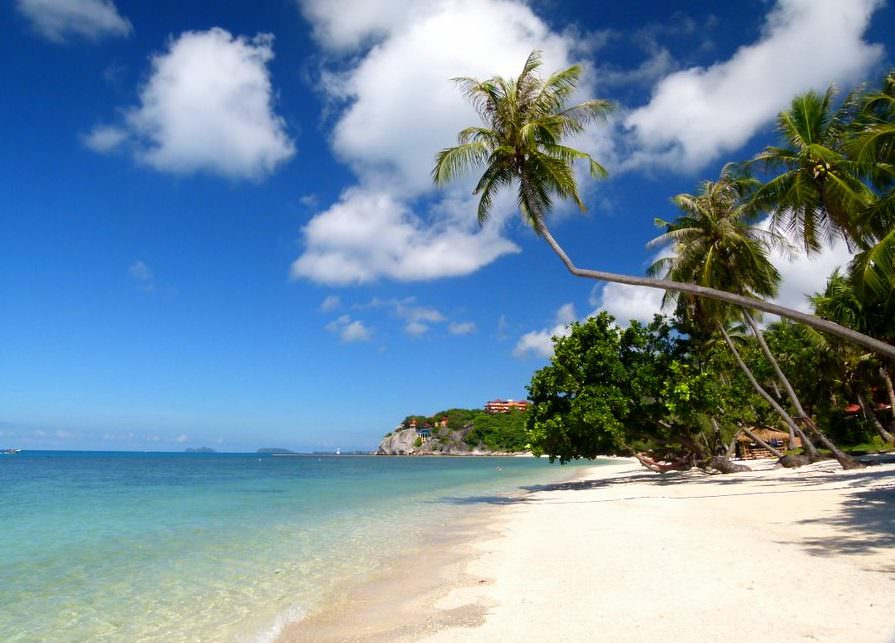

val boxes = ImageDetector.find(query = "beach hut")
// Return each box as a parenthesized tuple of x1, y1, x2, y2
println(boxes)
(735, 427, 801, 459)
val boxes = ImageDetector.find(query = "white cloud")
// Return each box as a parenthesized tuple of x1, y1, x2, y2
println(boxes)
(293, 0, 600, 285)
(325, 314, 372, 343)
(496, 315, 509, 341)
(624, 0, 884, 171)
(344, 295, 455, 336)
(448, 321, 476, 335)
(55, 430, 74, 439)
(175, 434, 188, 443)
(319, 295, 341, 312)
(404, 320, 430, 336)
(513, 303, 577, 359)
(589, 282, 665, 325)
(298, 0, 437, 51)
(17, 0, 132, 42)
(81, 125, 128, 152)
(88, 28, 294, 180)
(395, 300, 445, 324)
(394, 298, 445, 336)
(769, 235, 854, 314)
(128, 260, 154, 291)
(291, 188, 519, 284)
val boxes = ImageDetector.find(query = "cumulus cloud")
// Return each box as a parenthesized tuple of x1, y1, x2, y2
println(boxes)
(448, 321, 476, 335)
(319, 295, 342, 312)
(291, 188, 519, 284)
(298, 0, 437, 51)
(81, 125, 129, 152)
(325, 314, 372, 343)
(87, 28, 294, 180)
(128, 260, 155, 291)
(175, 434, 188, 443)
(513, 303, 577, 359)
(768, 234, 854, 314)
(589, 282, 665, 325)
(404, 320, 430, 336)
(17, 0, 132, 42)
(624, 0, 884, 171)
(293, 0, 600, 285)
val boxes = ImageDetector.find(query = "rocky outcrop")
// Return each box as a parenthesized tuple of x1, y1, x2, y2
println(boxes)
(376, 426, 526, 456)
(377, 428, 420, 455)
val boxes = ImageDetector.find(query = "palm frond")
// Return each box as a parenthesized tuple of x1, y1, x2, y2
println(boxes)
(432, 141, 489, 185)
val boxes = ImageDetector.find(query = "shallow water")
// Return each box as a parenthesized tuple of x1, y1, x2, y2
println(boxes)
(0, 451, 594, 642)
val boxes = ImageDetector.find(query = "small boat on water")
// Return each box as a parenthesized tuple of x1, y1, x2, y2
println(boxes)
(2, 448, 21, 455)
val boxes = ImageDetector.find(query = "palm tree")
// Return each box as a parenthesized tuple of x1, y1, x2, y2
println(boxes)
(749, 87, 874, 253)
(849, 71, 895, 303)
(810, 271, 895, 445)
(647, 168, 823, 461)
(433, 51, 895, 359)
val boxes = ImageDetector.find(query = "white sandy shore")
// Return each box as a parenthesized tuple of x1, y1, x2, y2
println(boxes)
(420, 456, 895, 643)
(281, 456, 895, 643)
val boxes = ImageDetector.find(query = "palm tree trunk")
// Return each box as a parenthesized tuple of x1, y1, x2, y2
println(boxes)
(718, 324, 862, 468)
(856, 391, 894, 444)
(741, 310, 820, 459)
(881, 366, 895, 430)
(532, 219, 895, 359)
(710, 416, 724, 454)
(717, 323, 804, 440)
(741, 427, 785, 459)
(725, 435, 738, 459)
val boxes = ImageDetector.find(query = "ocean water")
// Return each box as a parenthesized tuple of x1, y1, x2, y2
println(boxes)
(0, 451, 591, 642)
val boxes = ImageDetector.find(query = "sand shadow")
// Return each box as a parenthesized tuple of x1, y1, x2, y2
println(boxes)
(794, 483, 895, 562)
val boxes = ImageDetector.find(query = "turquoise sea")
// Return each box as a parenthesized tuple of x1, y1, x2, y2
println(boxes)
(0, 451, 588, 642)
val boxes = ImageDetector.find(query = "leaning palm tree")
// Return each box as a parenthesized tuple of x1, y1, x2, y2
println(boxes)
(811, 271, 895, 445)
(648, 168, 825, 462)
(749, 87, 874, 253)
(432, 51, 895, 359)
(849, 71, 895, 299)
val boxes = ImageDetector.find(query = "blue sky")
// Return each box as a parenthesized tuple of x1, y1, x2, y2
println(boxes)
(2, 0, 893, 451)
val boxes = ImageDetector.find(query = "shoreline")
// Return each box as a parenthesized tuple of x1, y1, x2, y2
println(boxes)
(279, 456, 895, 643)
(276, 459, 591, 642)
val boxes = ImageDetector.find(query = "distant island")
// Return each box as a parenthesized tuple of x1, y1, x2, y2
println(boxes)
(256, 448, 297, 454)
(185, 447, 216, 453)
(377, 402, 530, 456)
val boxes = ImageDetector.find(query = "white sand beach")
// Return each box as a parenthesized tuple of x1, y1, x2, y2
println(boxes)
(282, 456, 895, 643)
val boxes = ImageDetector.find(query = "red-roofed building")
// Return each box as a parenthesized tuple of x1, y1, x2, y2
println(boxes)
(484, 399, 529, 414)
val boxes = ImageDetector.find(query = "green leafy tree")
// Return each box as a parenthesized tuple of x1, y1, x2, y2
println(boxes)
(526, 313, 726, 469)
(465, 411, 529, 452)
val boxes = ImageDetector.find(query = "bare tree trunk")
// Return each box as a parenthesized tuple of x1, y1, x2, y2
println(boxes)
(725, 435, 738, 459)
(792, 425, 821, 462)
(803, 424, 864, 469)
(532, 220, 895, 359)
(881, 366, 895, 430)
(718, 324, 863, 468)
(741, 427, 785, 458)
(857, 391, 894, 443)
(710, 416, 724, 454)
(718, 324, 804, 442)
(742, 310, 819, 459)
(770, 380, 784, 401)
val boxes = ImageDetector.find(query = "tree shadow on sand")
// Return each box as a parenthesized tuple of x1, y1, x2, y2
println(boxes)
(436, 457, 895, 562)
(791, 481, 895, 568)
